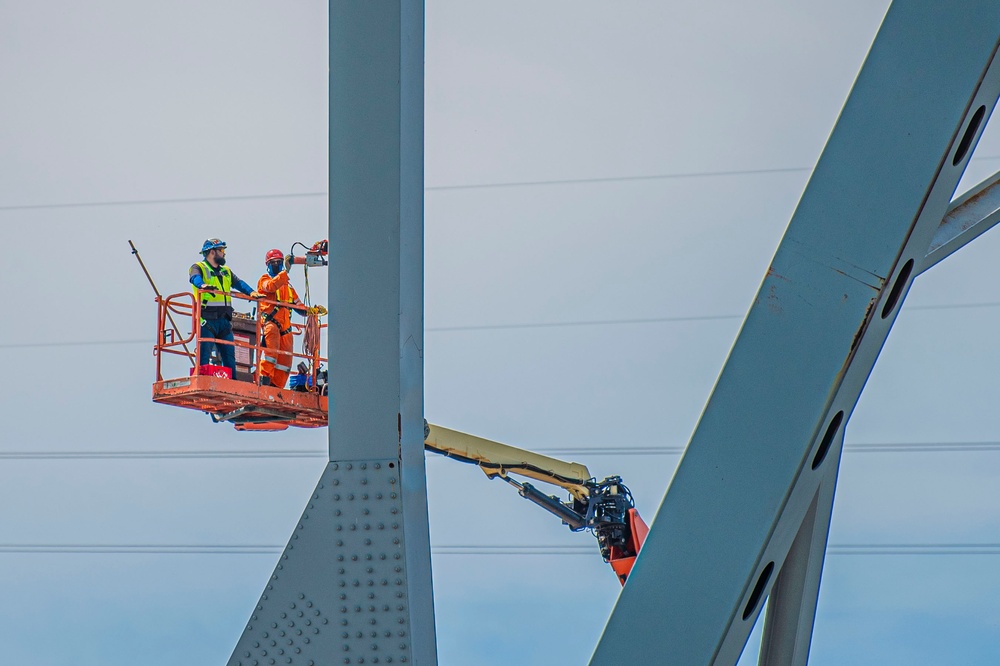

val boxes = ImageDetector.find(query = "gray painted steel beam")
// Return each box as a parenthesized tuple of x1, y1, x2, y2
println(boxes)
(920, 168, 1000, 275)
(591, 3, 1000, 664)
(757, 430, 844, 666)
(229, 3, 435, 665)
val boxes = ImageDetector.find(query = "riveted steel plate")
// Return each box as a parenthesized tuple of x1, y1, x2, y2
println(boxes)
(229, 460, 413, 666)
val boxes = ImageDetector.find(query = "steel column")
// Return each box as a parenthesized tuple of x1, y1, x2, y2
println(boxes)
(228, 3, 434, 665)
(590, 2, 1000, 664)
(757, 429, 844, 666)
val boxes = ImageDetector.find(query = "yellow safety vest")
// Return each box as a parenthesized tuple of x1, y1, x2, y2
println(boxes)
(193, 261, 233, 310)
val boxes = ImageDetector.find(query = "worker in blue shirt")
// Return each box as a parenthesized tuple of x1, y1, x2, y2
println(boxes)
(189, 239, 259, 376)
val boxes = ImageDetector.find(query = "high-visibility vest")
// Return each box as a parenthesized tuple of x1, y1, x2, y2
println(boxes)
(193, 261, 233, 310)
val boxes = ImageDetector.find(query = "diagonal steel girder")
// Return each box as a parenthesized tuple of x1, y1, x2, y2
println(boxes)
(756, 140, 1000, 666)
(756, 144, 1000, 666)
(920, 167, 1000, 275)
(591, 2, 1000, 665)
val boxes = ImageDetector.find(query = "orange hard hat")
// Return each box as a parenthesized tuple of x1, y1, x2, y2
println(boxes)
(265, 249, 284, 263)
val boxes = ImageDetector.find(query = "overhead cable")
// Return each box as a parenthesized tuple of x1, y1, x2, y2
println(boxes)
(1, 543, 998, 556)
(0, 191, 325, 212)
(4, 298, 1000, 350)
(4, 152, 1000, 211)
(4, 441, 1000, 461)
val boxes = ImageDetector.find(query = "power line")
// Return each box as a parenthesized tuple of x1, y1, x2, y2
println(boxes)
(426, 313, 743, 332)
(5, 441, 1000, 461)
(5, 298, 1000, 350)
(0, 168, 811, 212)
(4, 154, 1000, 212)
(0, 339, 151, 350)
(0, 543, 998, 556)
(0, 191, 326, 212)
(828, 544, 1000, 556)
(424, 166, 812, 191)
(0, 450, 324, 460)
(0, 544, 282, 554)
(6, 151, 1000, 212)
(426, 300, 1000, 333)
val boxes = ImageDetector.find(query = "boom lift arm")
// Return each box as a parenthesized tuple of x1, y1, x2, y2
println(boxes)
(424, 423, 649, 585)
(141, 243, 648, 583)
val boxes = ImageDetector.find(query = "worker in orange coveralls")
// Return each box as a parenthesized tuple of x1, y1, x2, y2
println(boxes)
(256, 249, 307, 388)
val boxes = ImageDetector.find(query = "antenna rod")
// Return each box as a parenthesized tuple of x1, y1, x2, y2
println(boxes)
(128, 240, 195, 366)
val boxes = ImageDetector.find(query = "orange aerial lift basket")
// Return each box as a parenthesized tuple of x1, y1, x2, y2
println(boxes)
(151, 290, 328, 431)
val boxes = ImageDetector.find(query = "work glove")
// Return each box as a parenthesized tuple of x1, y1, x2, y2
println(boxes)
(283, 254, 294, 271)
(250, 291, 262, 299)
(307, 305, 328, 316)
(200, 284, 218, 292)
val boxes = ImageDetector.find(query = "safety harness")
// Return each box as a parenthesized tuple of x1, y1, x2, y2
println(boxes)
(261, 283, 301, 336)
(261, 307, 293, 336)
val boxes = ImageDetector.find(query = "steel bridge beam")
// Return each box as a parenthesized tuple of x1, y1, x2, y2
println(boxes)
(756, 429, 843, 666)
(591, 2, 1000, 664)
(921, 168, 1000, 275)
(228, 3, 435, 665)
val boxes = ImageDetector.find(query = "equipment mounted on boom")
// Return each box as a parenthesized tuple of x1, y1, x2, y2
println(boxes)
(424, 424, 649, 585)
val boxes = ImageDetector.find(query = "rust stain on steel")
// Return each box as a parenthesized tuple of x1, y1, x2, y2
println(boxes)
(849, 296, 878, 354)
(943, 183, 1000, 233)
(755, 266, 790, 315)
(766, 266, 790, 282)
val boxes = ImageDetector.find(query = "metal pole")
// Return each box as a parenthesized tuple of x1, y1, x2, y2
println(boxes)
(227, 2, 434, 664)
(128, 240, 195, 366)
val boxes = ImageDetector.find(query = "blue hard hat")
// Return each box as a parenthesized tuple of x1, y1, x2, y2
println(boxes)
(201, 238, 227, 255)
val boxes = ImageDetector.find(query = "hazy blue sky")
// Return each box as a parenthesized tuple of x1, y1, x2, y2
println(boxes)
(3, 1, 1000, 664)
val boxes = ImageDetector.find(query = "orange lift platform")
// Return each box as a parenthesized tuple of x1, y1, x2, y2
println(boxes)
(151, 290, 328, 431)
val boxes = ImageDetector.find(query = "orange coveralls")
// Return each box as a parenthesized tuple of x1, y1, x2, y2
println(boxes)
(256, 270, 303, 389)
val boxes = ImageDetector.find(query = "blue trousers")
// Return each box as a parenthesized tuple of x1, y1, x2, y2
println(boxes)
(199, 317, 236, 372)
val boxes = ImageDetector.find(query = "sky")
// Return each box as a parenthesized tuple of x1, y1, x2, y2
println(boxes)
(3, 1, 1000, 664)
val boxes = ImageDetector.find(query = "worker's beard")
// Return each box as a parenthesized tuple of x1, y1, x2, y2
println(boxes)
(216, 256, 227, 266)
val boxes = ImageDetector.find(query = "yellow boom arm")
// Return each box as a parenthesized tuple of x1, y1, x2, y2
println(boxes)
(424, 423, 593, 502)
